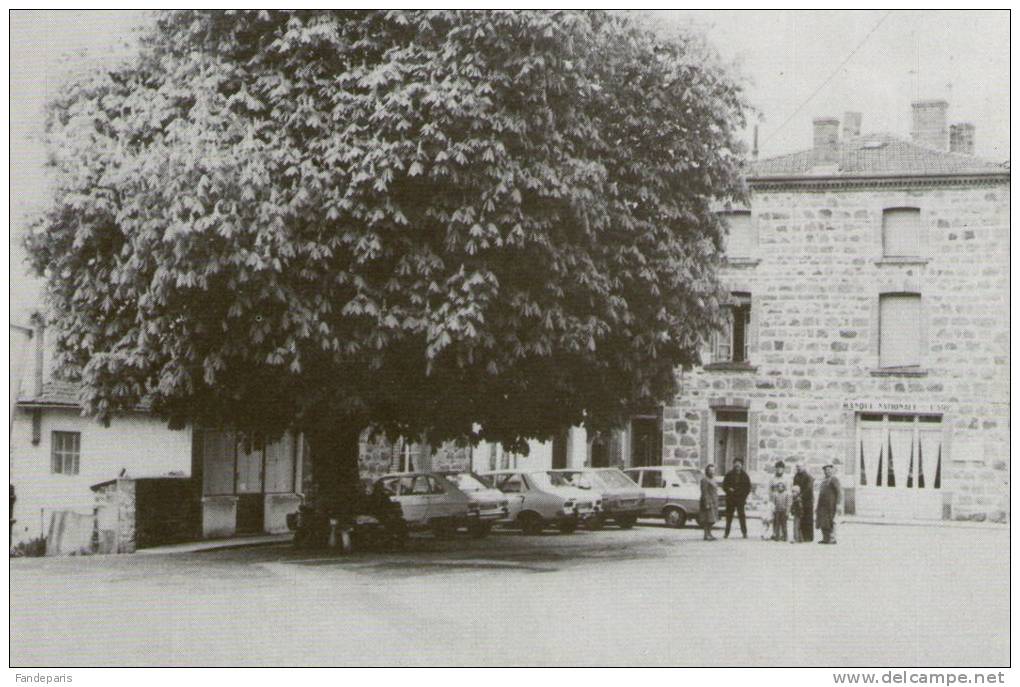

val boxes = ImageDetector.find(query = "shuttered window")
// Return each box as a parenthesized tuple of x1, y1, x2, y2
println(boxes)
(882, 208, 921, 257)
(720, 211, 753, 258)
(879, 294, 922, 367)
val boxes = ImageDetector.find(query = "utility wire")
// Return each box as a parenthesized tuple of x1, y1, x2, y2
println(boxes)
(761, 10, 893, 148)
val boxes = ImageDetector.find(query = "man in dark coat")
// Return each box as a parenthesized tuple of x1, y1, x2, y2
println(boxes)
(815, 464, 841, 544)
(722, 459, 751, 538)
(793, 463, 815, 542)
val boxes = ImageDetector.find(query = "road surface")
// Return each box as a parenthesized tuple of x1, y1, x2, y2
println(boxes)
(10, 521, 1008, 666)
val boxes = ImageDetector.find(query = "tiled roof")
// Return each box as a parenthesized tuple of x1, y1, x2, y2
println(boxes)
(18, 380, 83, 407)
(18, 379, 154, 411)
(748, 133, 1008, 179)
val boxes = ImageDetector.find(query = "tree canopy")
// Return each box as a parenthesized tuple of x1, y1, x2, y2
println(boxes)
(28, 10, 747, 455)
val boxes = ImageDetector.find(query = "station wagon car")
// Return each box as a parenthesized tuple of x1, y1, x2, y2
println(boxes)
(481, 470, 598, 534)
(547, 468, 645, 529)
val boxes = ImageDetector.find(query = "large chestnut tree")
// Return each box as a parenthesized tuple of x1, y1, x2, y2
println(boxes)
(27, 10, 746, 513)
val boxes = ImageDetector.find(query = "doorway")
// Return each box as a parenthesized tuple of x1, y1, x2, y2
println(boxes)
(630, 417, 662, 467)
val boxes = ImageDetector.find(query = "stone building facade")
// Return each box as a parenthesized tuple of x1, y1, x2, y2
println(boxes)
(662, 101, 1009, 522)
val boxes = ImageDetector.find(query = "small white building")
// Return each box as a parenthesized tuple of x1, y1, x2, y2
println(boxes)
(10, 323, 303, 548)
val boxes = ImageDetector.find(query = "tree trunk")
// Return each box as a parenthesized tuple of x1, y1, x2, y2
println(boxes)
(305, 421, 364, 526)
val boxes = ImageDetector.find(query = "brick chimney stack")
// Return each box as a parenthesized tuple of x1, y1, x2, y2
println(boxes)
(950, 123, 975, 155)
(911, 99, 949, 151)
(812, 117, 840, 166)
(843, 112, 862, 139)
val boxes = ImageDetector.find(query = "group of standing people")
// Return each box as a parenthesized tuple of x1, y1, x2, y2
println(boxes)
(698, 460, 841, 544)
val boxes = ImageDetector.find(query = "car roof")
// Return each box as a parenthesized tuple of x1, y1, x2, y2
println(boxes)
(377, 472, 436, 479)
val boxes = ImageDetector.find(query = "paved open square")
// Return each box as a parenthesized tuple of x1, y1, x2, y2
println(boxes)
(10, 522, 1008, 667)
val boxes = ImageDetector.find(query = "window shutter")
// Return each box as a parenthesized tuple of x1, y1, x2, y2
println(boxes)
(879, 294, 922, 367)
(882, 208, 921, 257)
(722, 211, 753, 258)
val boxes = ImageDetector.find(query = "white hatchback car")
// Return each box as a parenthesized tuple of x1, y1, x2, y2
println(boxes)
(374, 472, 472, 537)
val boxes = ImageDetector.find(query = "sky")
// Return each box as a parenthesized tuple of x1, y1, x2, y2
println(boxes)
(8, 10, 1011, 322)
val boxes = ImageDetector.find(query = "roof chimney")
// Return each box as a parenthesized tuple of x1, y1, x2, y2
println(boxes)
(843, 112, 862, 139)
(949, 123, 975, 155)
(812, 117, 840, 166)
(911, 99, 949, 151)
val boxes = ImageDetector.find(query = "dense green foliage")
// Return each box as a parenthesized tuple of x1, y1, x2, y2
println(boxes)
(28, 10, 746, 454)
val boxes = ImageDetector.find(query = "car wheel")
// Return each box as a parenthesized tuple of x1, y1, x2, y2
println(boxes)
(468, 521, 491, 538)
(519, 512, 544, 535)
(664, 507, 687, 529)
(558, 520, 578, 534)
(616, 514, 638, 529)
(587, 515, 606, 531)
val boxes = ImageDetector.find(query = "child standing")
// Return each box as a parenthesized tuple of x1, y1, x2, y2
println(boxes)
(760, 501, 774, 540)
(790, 485, 803, 543)
(772, 482, 790, 542)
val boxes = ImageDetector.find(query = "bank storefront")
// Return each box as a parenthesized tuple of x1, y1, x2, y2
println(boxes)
(842, 400, 952, 521)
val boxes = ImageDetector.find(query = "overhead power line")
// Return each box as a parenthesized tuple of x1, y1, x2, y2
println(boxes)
(761, 10, 894, 149)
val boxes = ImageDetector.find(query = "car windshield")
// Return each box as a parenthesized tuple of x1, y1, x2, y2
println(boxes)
(547, 471, 592, 489)
(597, 469, 637, 488)
(528, 472, 568, 489)
(444, 473, 489, 492)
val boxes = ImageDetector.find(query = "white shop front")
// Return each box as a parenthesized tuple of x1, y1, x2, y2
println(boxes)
(843, 400, 951, 521)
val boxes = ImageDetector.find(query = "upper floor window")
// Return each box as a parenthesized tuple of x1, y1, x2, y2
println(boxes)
(882, 208, 921, 257)
(719, 211, 754, 259)
(51, 431, 80, 475)
(879, 293, 922, 368)
(712, 292, 752, 364)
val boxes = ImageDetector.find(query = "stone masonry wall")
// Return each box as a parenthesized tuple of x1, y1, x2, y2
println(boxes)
(662, 181, 1009, 522)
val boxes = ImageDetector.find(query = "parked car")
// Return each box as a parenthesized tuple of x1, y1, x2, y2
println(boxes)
(481, 470, 599, 534)
(623, 466, 727, 528)
(547, 468, 645, 529)
(438, 471, 511, 537)
(374, 472, 473, 538)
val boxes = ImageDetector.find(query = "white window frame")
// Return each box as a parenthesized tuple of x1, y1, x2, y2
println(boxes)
(51, 431, 80, 476)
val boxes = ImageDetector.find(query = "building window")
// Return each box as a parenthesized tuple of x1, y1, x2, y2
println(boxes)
(879, 293, 922, 368)
(882, 208, 921, 257)
(857, 414, 942, 489)
(712, 409, 748, 476)
(712, 292, 752, 364)
(51, 431, 80, 475)
(720, 210, 753, 259)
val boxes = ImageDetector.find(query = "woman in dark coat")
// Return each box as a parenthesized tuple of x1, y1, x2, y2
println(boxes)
(793, 463, 815, 542)
(699, 465, 720, 541)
